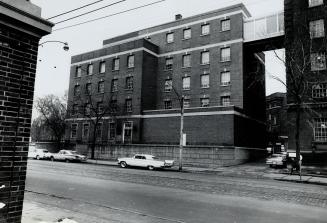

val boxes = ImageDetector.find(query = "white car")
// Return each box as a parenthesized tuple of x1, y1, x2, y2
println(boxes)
(266, 153, 286, 167)
(29, 148, 52, 160)
(118, 154, 174, 170)
(50, 150, 87, 162)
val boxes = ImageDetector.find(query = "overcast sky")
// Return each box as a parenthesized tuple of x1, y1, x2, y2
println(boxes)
(30, 0, 285, 104)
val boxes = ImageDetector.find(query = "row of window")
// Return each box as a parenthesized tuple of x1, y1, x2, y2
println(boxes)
(72, 97, 133, 116)
(164, 71, 231, 92)
(165, 47, 231, 70)
(75, 55, 135, 77)
(163, 96, 231, 109)
(166, 19, 231, 43)
(73, 76, 134, 96)
(71, 121, 133, 142)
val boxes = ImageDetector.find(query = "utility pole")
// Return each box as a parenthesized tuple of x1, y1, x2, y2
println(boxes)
(179, 95, 184, 171)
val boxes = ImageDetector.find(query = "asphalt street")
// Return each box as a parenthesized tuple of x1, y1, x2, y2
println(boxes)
(23, 160, 327, 223)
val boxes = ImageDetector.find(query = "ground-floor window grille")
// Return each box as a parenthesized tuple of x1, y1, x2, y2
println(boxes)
(314, 118, 327, 142)
(109, 122, 116, 140)
(312, 83, 327, 98)
(123, 121, 133, 143)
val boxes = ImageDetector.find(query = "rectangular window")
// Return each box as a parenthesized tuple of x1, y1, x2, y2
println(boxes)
(165, 57, 173, 70)
(314, 118, 327, 141)
(312, 83, 327, 98)
(111, 79, 118, 92)
(85, 83, 92, 95)
(108, 121, 116, 140)
(87, 64, 93, 75)
(201, 51, 210, 65)
(221, 96, 231, 106)
(164, 100, 172, 109)
(221, 71, 231, 86)
(126, 76, 133, 90)
(310, 19, 325, 38)
(127, 55, 135, 68)
(183, 99, 190, 108)
(110, 99, 117, 112)
(201, 24, 210, 35)
(201, 74, 210, 88)
(98, 81, 105, 93)
(73, 85, 80, 96)
(71, 123, 78, 139)
(125, 99, 132, 112)
(309, 0, 324, 7)
(166, 33, 174, 43)
(97, 102, 104, 113)
(84, 103, 91, 116)
(182, 54, 191, 67)
(75, 66, 82, 78)
(221, 47, 231, 62)
(164, 79, 172, 92)
(113, 58, 120, 71)
(82, 123, 90, 139)
(123, 121, 133, 143)
(99, 61, 106, 73)
(221, 19, 231, 31)
(183, 28, 191, 39)
(200, 98, 209, 107)
(96, 123, 102, 140)
(311, 53, 326, 71)
(182, 76, 190, 90)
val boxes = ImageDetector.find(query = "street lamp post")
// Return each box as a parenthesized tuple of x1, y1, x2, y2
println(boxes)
(179, 95, 185, 171)
(39, 40, 69, 51)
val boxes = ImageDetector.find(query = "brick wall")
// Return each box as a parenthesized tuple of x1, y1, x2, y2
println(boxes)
(77, 144, 262, 168)
(0, 23, 39, 222)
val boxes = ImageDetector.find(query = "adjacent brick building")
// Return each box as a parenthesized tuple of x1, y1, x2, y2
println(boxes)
(66, 3, 267, 150)
(284, 0, 327, 154)
(0, 0, 52, 222)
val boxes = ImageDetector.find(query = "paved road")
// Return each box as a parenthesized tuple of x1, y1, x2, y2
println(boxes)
(23, 160, 327, 223)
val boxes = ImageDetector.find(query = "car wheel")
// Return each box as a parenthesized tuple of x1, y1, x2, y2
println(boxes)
(148, 166, 154, 171)
(36, 155, 40, 160)
(120, 161, 127, 168)
(50, 157, 54, 162)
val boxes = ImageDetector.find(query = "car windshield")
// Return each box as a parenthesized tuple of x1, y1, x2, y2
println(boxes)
(152, 156, 159, 160)
(43, 150, 49, 153)
(271, 154, 282, 158)
(69, 151, 78, 154)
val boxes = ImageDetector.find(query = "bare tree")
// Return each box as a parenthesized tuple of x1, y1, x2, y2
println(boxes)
(35, 94, 67, 149)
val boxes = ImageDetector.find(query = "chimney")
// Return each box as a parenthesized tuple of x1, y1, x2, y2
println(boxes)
(175, 14, 182, 20)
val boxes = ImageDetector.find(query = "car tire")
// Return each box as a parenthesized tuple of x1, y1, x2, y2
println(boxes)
(120, 161, 127, 168)
(148, 166, 154, 171)
(36, 155, 40, 160)
(50, 157, 54, 162)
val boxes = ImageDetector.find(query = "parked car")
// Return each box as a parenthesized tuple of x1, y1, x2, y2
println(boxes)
(29, 148, 52, 160)
(118, 154, 174, 170)
(50, 150, 87, 162)
(266, 153, 287, 168)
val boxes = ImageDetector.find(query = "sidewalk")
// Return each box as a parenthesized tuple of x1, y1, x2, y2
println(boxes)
(86, 159, 327, 186)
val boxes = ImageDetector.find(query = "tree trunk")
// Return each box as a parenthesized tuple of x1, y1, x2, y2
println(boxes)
(295, 103, 302, 180)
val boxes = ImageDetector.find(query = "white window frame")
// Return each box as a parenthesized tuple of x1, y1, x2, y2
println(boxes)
(200, 98, 210, 107)
(183, 28, 191, 39)
(125, 99, 132, 112)
(165, 57, 173, 70)
(164, 100, 172, 109)
(201, 51, 210, 65)
(165, 79, 173, 92)
(221, 96, 231, 106)
(111, 79, 118, 92)
(221, 47, 231, 62)
(314, 118, 327, 141)
(126, 76, 133, 90)
(127, 55, 135, 68)
(182, 54, 191, 68)
(99, 61, 106, 73)
(82, 123, 90, 139)
(73, 84, 80, 96)
(201, 24, 210, 35)
(182, 76, 190, 90)
(312, 83, 327, 98)
(85, 83, 92, 95)
(221, 71, 231, 86)
(201, 74, 210, 88)
(311, 53, 326, 71)
(87, 64, 93, 75)
(113, 58, 120, 71)
(166, 32, 174, 43)
(310, 19, 325, 38)
(75, 66, 82, 78)
(108, 121, 116, 141)
(98, 81, 105, 93)
(221, 19, 231, 31)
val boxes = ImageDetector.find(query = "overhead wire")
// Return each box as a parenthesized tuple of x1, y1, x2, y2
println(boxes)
(54, 0, 127, 25)
(47, 0, 109, 20)
(53, 0, 166, 31)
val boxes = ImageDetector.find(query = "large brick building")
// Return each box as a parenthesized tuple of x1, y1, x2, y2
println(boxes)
(0, 0, 52, 222)
(66, 3, 267, 149)
(284, 0, 327, 154)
